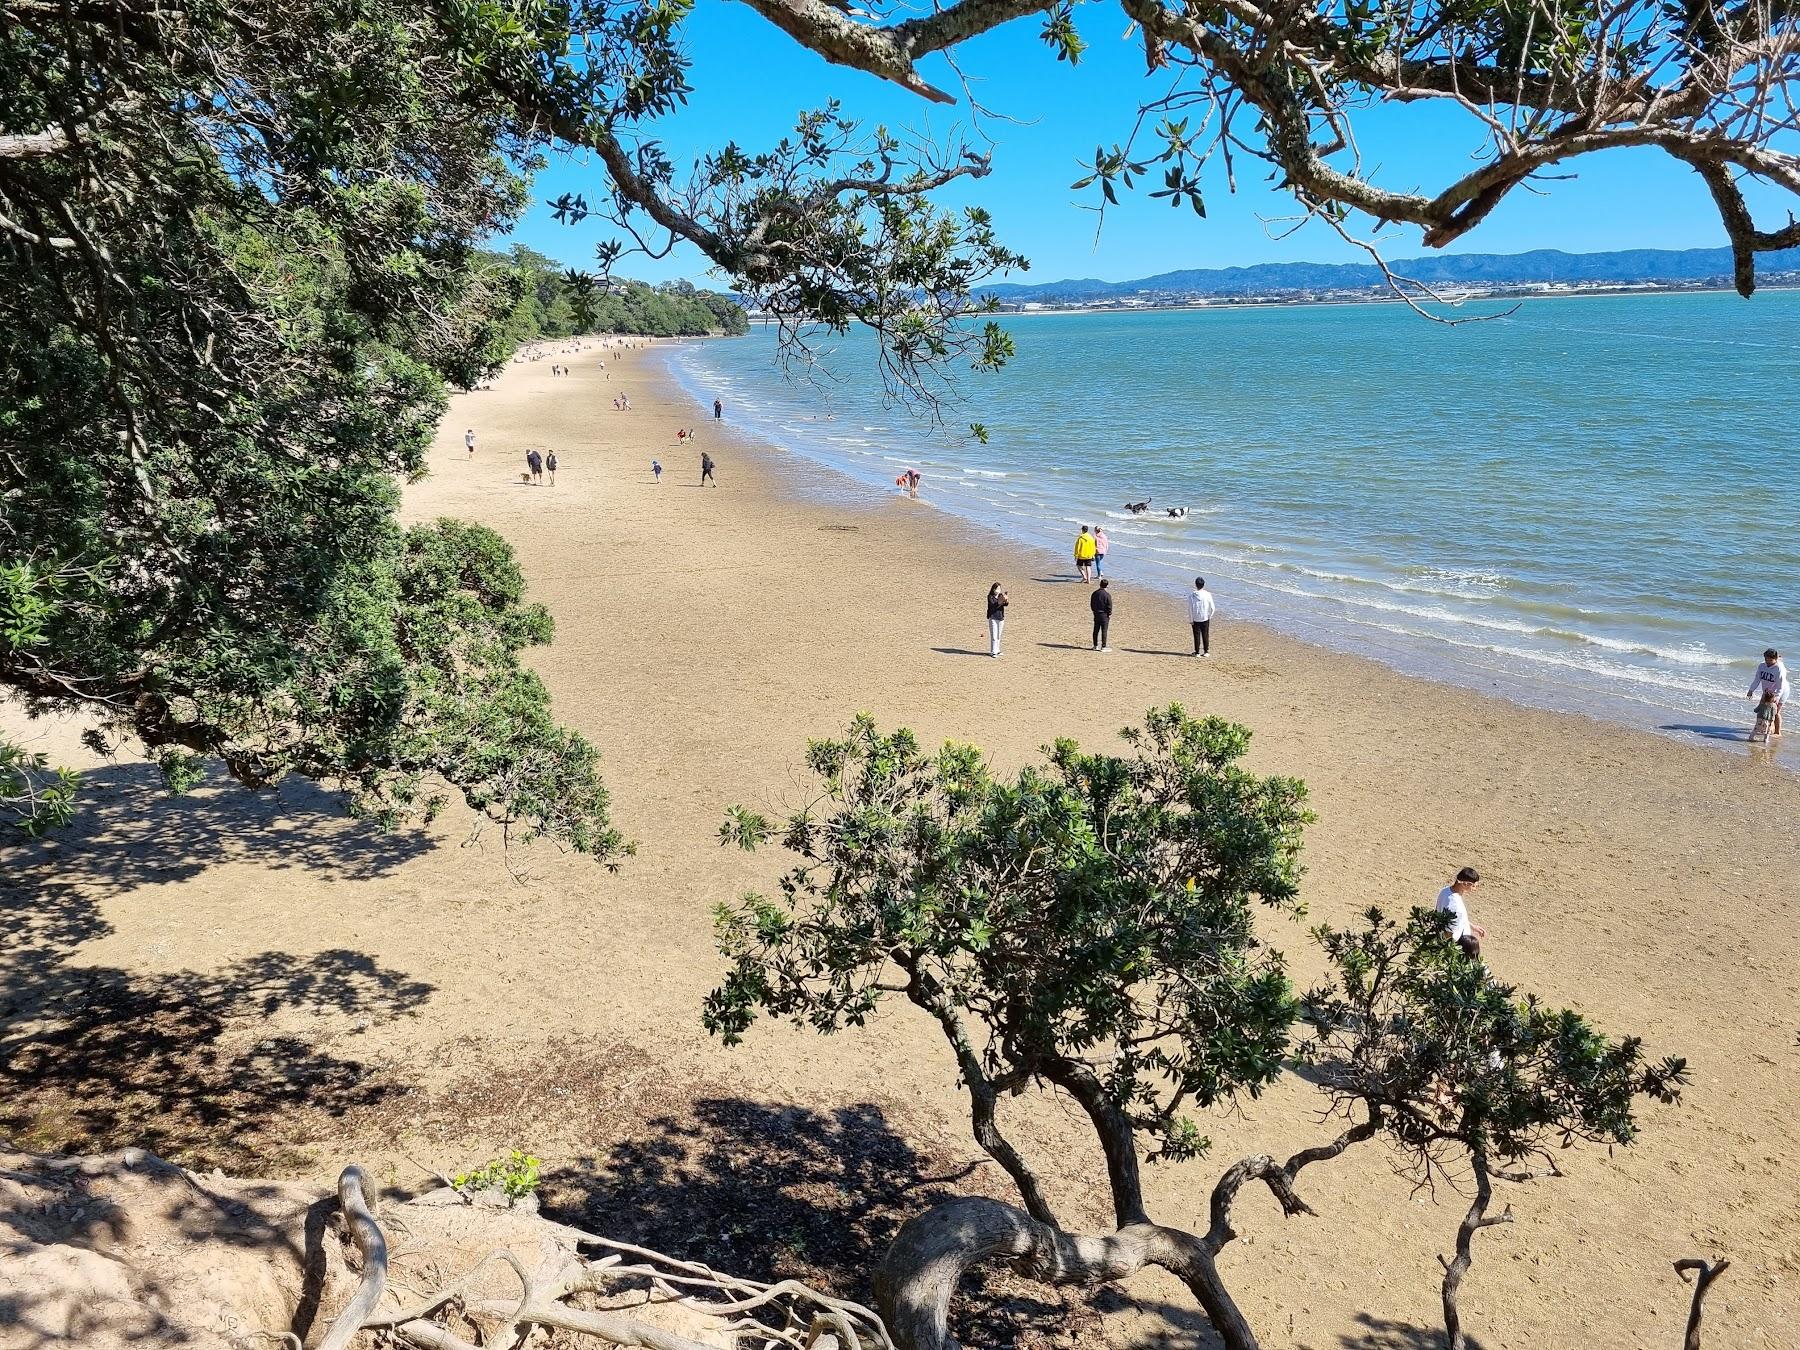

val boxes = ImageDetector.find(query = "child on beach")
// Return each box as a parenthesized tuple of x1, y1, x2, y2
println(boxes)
(652, 459, 663, 483)
(1752, 691, 1779, 743)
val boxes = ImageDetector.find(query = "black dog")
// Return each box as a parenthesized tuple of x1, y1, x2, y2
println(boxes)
(1123, 499, 1152, 514)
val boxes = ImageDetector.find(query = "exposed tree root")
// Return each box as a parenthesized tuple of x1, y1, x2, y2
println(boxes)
(313, 1163, 893, 1350)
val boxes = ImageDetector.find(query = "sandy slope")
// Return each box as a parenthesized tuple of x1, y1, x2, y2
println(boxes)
(4, 339, 1797, 1349)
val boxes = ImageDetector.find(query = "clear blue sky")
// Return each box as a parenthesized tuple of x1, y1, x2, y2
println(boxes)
(504, 7, 1760, 286)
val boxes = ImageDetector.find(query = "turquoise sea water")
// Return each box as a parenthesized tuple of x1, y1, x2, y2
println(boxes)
(665, 293, 1800, 748)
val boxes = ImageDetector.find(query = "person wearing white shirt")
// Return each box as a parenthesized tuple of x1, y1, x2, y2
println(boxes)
(1187, 577, 1217, 657)
(1435, 866, 1486, 959)
(1747, 647, 1789, 738)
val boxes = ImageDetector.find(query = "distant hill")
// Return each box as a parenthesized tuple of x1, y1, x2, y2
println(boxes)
(979, 246, 1800, 303)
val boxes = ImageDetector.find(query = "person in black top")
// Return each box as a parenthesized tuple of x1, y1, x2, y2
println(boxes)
(986, 582, 1008, 658)
(526, 448, 543, 485)
(700, 452, 716, 486)
(1090, 578, 1112, 652)
(713, 398, 723, 420)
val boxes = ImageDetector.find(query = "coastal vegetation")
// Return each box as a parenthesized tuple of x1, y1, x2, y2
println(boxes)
(0, 3, 1774, 1348)
(494, 246, 748, 344)
(713, 708, 1688, 1350)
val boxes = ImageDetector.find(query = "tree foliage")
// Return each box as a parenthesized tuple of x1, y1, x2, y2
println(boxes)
(492, 246, 748, 344)
(0, 0, 625, 858)
(712, 709, 1685, 1350)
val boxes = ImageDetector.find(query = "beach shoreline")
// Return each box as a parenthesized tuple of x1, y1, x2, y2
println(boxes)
(657, 335, 1792, 771)
(664, 299, 1797, 763)
(5, 336, 1798, 1347)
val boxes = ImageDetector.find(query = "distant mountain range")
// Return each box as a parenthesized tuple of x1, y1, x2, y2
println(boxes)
(978, 246, 1800, 304)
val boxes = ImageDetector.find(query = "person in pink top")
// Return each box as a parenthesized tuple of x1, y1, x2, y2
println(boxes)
(1093, 527, 1109, 577)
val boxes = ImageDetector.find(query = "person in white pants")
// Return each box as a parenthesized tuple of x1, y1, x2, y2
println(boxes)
(986, 583, 1009, 658)
(1187, 576, 1216, 656)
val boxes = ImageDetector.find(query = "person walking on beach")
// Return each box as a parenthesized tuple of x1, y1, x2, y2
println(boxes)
(546, 450, 558, 487)
(526, 448, 543, 485)
(714, 398, 723, 421)
(652, 458, 663, 483)
(1435, 866, 1486, 959)
(1090, 577, 1113, 652)
(700, 451, 716, 486)
(1187, 576, 1216, 657)
(1747, 647, 1789, 737)
(465, 427, 476, 458)
(1094, 527, 1110, 577)
(1074, 526, 1097, 582)
(986, 582, 1009, 658)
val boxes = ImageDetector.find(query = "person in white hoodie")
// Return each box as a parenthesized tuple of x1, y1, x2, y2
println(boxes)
(1187, 577, 1216, 657)
(1747, 647, 1790, 737)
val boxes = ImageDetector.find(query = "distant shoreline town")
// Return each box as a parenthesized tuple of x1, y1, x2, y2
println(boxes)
(983, 278, 1800, 314)
(953, 244, 1800, 314)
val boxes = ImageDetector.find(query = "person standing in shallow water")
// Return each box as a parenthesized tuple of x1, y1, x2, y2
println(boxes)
(714, 398, 723, 421)
(986, 582, 1008, 658)
(1747, 647, 1789, 737)
(1187, 576, 1215, 657)
(1093, 526, 1109, 577)
(1089, 577, 1112, 652)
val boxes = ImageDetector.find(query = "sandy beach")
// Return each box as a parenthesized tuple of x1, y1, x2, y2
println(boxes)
(5, 339, 1798, 1348)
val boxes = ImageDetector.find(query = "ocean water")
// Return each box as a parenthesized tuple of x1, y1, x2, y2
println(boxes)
(663, 293, 1800, 750)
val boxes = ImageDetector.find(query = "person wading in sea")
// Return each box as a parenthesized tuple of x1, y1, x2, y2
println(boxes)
(1747, 647, 1789, 737)
(1094, 526, 1109, 577)
(1090, 577, 1112, 652)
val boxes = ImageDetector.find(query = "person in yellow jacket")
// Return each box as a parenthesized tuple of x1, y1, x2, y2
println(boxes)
(1073, 525, 1097, 582)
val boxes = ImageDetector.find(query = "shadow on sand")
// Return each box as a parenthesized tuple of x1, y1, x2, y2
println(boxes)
(1332, 1312, 1474, 1348)
(540, 1097, 1110, 1348)
(1658, 722, 1752, 744)
(0, 763, 434, 1170)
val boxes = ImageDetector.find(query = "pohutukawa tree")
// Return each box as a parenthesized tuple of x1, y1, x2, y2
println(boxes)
(709, 709, 1687, 1350)
(0, 0, 639, 850)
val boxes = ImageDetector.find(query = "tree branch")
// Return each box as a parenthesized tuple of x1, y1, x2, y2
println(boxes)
(1674, 1256, 1730, 1350)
